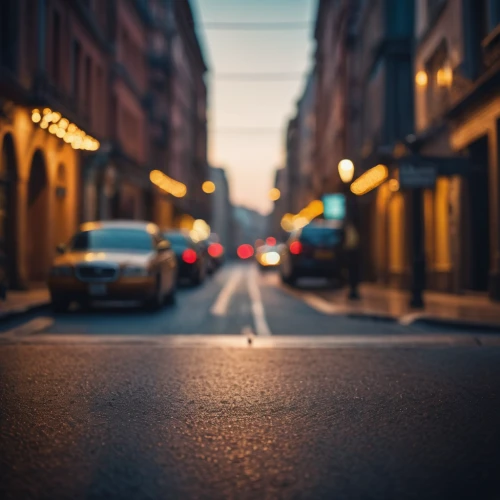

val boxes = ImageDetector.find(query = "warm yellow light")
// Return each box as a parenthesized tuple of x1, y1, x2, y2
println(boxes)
(388, 179, 400, 192)
(281, 213, 295, 232)
(350, 164, 389, 196)
(261, 251, 280, 266)
(40, 121, 49, 129)
(43, 108, 52, 115)
(48, 124, 58, 134)
(67, 123, 77, 133)
(32, 112, 41, 123)
(202, 181, 216, 194)
(63, 134, 73, 143)
(59, 118, 69, 130)
(415, 70, 428, 87)
(150, 170, 187, 198)
(269, 188, 281, 201)
(193, 219, 210, 240)
(338, 159, 355, 183)
(51, 111, 61, 123)
(437, 65, 453, 87)
(56, 128, 66, 138)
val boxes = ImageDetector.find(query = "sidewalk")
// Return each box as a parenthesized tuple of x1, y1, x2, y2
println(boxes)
(0, 287, 50, 321)
(318, 284, 500, 331)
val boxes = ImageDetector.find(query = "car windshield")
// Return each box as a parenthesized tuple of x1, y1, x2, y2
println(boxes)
(69, 228, 153, 252)
(299, 227, 343, 246)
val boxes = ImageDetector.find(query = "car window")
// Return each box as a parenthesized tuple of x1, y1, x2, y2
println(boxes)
(299, 227, 342, 246)
(69, 228, 154, 251)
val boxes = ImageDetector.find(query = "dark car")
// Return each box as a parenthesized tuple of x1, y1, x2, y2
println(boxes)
(163, 230, 206, 285)
(280, 221, 345, 286)
(197, 239, 216, 275)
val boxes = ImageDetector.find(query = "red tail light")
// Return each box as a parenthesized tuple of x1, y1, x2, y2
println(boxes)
(289, 241, 302, 255)
(182, 248, 197, 264)
(208, 243, 223, 258)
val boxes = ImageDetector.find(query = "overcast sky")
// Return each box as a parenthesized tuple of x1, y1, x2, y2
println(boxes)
(194, 0, 318, 214)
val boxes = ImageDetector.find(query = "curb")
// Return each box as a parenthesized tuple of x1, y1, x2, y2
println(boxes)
(346, 312, 398, 323)
(0, 301, 50, 323)
(410, 316, 500, 333)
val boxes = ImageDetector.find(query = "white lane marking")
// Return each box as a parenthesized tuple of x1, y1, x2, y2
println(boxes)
(247, 266, 272, 336)
(210, 268, 242, 316)
(0, 317, 54, 339)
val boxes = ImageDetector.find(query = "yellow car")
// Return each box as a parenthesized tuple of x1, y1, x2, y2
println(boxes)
(48, 221, 177, 312)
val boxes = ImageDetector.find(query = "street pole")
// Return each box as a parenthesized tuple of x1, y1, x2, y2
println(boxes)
(410, 188, 425, 308)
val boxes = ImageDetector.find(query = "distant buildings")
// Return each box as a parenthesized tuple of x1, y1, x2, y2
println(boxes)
(232, 206, 267, 251)
(209, 166, 232, 252)
(0, 0, 209, 289)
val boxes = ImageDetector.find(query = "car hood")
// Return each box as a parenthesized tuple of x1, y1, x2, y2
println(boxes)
(53, 251, 154, 267)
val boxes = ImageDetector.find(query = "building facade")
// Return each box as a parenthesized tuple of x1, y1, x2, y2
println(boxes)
(0, 0, 209, 290)
(413, 0, 500, 299)
(0, 0, 111, 288)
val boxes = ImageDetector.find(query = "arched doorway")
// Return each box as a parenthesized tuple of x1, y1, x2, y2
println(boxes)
(0, 134, 18, 288)
(27, 150, 49, 282)
(54, 164, 68, 246)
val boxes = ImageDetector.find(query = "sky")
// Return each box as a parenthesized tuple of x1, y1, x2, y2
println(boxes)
(193, 0, 318, 214)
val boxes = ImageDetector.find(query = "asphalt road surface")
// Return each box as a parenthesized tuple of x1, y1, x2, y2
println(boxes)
(1, 263, 500, 499)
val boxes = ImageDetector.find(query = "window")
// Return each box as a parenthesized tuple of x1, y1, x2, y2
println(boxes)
(69, 228, 154, 252)
(72, 40, 81, 103)
(52, 11, 61, 84)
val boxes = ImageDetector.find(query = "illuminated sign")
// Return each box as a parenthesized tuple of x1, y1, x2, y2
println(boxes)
(322, 194, 345, 220)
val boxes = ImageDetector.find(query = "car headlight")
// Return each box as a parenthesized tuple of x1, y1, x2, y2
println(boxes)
(121, 266, 149, 278)
(50, 265, 73, 277)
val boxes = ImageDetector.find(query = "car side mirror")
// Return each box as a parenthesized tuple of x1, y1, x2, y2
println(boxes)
(157, 240, 171, 252)
(56, 244, 66, 254)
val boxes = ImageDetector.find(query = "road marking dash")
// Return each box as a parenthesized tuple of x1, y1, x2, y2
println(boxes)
(210, 269, 242, 316)
(248, 266, 271, 336)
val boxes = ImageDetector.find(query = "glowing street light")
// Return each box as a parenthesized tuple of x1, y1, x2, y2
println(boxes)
(202, 181, 216, 194)
(269, 188, 281, 201)
(338, 159, 355, 184)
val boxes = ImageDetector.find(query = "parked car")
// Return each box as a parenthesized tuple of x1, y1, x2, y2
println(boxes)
(48, 221, 177, 312)
(280, 220, 345, 286)
(163, 230, 206, 285)
(197, 238, 216, 275)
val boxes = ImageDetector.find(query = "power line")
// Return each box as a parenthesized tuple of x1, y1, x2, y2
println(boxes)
(213, 72, 305, 81)
(202, 22, 312, 31)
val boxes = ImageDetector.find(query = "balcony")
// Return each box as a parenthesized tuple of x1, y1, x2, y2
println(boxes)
(482, 24, 500, 70)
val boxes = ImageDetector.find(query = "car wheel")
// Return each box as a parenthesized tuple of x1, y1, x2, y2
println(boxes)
(51, 296, 71, 313)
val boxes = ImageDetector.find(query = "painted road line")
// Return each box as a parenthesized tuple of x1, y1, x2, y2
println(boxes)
(0, 317, 54, 340)
(210, 268, 242, 316)
(248, 266, 272, 336)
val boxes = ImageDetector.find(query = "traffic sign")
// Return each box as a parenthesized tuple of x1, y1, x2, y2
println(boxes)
(399, 164, 437, 189)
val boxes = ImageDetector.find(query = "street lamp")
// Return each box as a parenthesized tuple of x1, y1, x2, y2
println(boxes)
(202, 181, 216, 194)
(338, 159, 355, 184)
(269, 188, 281, 201)
(338, 159, 360, 300)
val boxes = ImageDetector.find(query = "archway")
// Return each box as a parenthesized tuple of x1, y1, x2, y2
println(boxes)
(54, 163, 68, 246)
(0, 134, 18, 288)
(27, 150, 49, 282)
